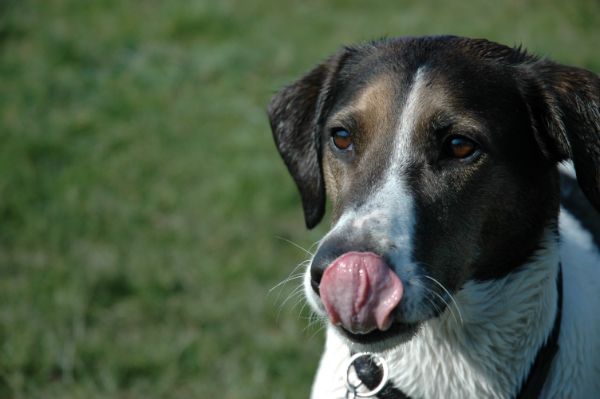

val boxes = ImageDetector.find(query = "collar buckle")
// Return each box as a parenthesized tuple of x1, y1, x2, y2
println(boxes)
(345, 352, 389, 398)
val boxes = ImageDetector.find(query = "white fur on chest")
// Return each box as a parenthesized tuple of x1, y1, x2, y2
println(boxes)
(310, 215, 600, 399)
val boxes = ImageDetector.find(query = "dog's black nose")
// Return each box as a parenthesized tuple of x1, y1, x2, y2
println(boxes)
(310, 236, 374, 295)
(310, 240, 342, 295)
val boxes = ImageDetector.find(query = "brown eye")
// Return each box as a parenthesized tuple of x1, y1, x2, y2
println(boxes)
(446, 137, 477, 158)
(332, 130, 352, 150)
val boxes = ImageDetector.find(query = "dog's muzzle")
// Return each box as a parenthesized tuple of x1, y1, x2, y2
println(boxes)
(310, 237, 403, 334)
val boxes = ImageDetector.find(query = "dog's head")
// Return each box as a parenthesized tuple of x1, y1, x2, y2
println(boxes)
(268, 36, 600, 351)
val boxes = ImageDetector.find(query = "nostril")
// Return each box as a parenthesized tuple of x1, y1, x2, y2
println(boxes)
(310, 252, 328, 296)
(310, 267, 324, 294)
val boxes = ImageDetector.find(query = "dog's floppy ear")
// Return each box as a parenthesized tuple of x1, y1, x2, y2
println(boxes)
(267, 50, 349, 228)
(529, 59, 600, 213)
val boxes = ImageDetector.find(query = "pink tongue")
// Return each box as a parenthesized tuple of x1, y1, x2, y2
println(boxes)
(320, 252, 403, 334)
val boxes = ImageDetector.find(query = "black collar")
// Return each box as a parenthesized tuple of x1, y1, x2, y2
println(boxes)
(354, 265, 563, 399)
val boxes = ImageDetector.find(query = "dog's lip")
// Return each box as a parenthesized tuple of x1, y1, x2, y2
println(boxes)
(333, 313, 394, 334)
(336, 319, 419, 345)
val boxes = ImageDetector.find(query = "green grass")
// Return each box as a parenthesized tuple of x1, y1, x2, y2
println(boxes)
(0, 0, 599, 397)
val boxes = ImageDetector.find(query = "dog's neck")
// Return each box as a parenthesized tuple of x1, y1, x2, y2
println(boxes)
(380, 226, 561, 399)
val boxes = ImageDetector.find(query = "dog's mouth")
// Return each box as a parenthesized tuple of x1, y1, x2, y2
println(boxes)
(318, 252, 406, 337)
(336, 319, 420, 345)
(314, 252, 452, 347)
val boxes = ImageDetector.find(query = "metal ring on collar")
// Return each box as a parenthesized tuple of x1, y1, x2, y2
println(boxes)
(344, 352, 389, 397)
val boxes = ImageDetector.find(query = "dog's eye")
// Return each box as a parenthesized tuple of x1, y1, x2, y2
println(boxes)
(445, 137, 477, 158)
(332, 130, 352, 150)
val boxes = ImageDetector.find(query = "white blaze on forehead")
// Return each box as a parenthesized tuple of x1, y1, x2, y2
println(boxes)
(339, 68, 429, 272)
(395, 67, 428, 165)
(372, 68, 428, 267)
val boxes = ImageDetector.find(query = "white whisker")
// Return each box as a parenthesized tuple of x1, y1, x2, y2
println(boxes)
(269, 237, 325, 336)
(424, 275, 464, 325)
(414, 282, 444, 314)
(291, 291, 307, 310)
(269, 273, 304, 294)
(277, 284, 305, 318)
(303, 313, 327, 336)
(268, 258, 310, 305)
(412, 279, 457, 324)
(308, 238, 323, 255)
(276, 236, 315, 257)
(309, 323, 328, 341)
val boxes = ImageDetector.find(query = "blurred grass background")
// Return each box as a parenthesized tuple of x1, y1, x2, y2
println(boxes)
(0, 0, 599, 398)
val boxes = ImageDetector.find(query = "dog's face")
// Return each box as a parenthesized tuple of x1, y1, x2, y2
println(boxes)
(268, 36, 600, 351)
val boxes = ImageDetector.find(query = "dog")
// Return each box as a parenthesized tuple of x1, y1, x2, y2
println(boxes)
(268, 36, 600, 399)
